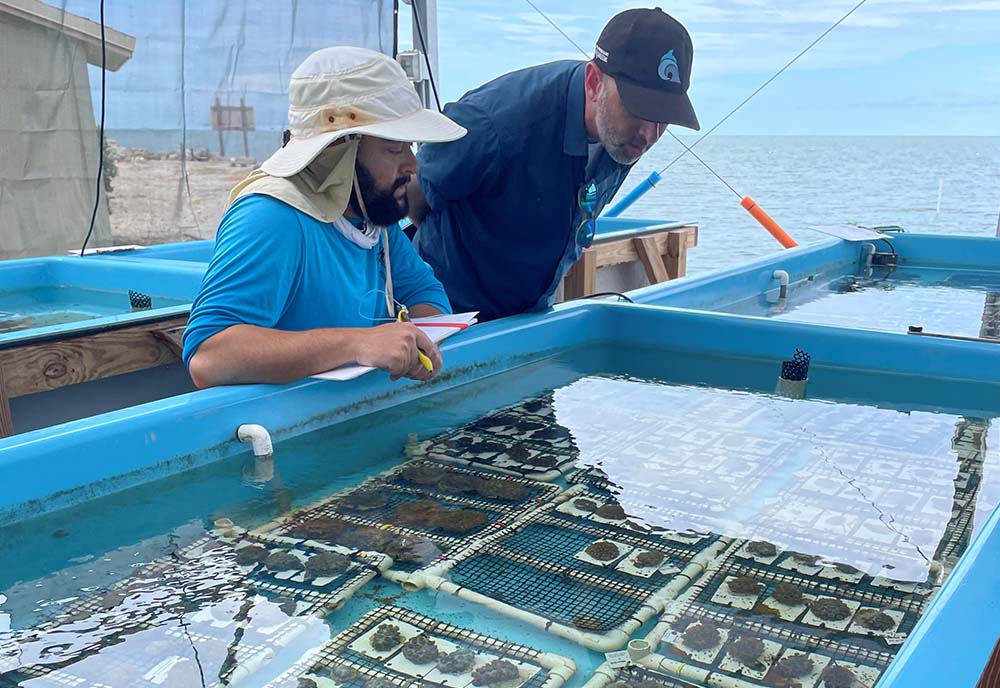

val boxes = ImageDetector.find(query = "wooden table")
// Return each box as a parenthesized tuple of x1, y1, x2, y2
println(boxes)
(561, 223, 698, 300)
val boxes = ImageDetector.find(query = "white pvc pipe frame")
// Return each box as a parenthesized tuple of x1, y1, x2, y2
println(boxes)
(402, 485, 736, 652)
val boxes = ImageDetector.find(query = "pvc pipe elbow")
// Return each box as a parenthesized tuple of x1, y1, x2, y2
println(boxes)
(772, 269, 789, 300)
(237, 423, 273, 457)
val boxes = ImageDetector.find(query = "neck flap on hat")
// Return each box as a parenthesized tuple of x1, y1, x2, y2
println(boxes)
(227, 137, 382, 249)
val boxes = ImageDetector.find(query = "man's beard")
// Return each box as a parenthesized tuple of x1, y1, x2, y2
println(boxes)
(595, 88, 647, 165)
(350, 162, 410, 226)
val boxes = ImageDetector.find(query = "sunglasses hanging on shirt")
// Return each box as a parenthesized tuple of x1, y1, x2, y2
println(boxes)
(576, 180, 598, 249)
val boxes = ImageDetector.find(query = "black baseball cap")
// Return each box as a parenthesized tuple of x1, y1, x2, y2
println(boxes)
(595, 7, 700, 130)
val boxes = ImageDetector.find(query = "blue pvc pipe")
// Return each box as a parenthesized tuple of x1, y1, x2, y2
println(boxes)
(603, 170, 661, 217)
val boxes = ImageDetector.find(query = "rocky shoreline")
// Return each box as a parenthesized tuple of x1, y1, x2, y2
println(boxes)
(104, 138, 257, 246)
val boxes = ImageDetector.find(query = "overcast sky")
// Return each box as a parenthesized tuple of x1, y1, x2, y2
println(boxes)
(66, 0, 1000, 136)
(402, 0, 1000, 135)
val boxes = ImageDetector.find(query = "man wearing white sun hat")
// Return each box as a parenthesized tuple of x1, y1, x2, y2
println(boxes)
(182, 47, 466, 388)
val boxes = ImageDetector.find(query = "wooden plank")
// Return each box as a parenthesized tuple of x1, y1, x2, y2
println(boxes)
(563, 249, 597, 300)
(591, 223, 698, 249)
(0, 366, 13, 438)
(634, 236, 670, 284)
(665, 230, 688, 280)
(591, 226, 697, 269)
(0, 317, 187, 399)
(153, 325, 187, 358)
(978, 635, 1000, 688)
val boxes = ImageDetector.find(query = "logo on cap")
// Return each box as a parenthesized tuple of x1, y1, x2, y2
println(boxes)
(658, 50, 681, 84)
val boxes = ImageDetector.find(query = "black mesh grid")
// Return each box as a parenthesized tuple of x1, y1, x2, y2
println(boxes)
(780, 349, 811, 382)
(436, 496, 723, 636)
(383, 460, 563, 511)
(269, 461, 561, 555)
(934, 422, 990, 568)
(275, 484, 504, 546)
(419, 429, 577, 479)
(128, 289, 152, 311)
(269, 605, 559, 688)
(565, 466, 613, 491)
(414, 392, 579, 480)
(450, 553, 642, 632)
(721, 556, 931, 614)
(205, 531, 384, 615)
(497, 514, 715, 596)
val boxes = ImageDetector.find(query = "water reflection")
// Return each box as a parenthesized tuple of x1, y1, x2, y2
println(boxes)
(552, 376, 999, 582)
(0, 527, 329, 687)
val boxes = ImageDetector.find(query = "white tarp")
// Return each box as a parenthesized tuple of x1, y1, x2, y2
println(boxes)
(1, 0, 395, 259)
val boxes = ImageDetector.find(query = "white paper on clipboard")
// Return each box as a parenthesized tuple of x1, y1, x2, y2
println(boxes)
(310, 311, 478, 381)
(807, 224, 891, 242)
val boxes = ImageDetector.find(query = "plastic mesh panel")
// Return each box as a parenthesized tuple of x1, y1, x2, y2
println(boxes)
(384, 460, 562, 510)
(450, 554, 642, 632)
(413, 393, 579, 480)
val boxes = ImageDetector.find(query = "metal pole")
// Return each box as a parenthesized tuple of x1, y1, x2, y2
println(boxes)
(240, 97, 249, 159)
(214, 97, 225, 157)
(412, 0, 438, 102)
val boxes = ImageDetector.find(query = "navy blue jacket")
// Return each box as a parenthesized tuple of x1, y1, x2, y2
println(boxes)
(415, 61, 632, 320)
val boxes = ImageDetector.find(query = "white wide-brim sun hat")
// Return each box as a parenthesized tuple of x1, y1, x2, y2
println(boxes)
(261, 46, 466, 178)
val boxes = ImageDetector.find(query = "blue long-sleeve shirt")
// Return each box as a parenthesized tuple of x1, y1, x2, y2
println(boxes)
(182, 194, 451, 367)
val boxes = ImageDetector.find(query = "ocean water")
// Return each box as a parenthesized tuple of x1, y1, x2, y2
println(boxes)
(107, 131, 1000, 274)
(620, 135, 1000, 274)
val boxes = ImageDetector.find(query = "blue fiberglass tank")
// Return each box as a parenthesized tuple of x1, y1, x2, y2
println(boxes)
(630, 233, 1000, 343)
(0, 255, 204, 433)
(0, 302, 999, 687)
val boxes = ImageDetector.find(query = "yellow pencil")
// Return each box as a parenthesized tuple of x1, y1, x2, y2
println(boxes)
(416, 350, 434, 372)
(398, 307, 434, 372)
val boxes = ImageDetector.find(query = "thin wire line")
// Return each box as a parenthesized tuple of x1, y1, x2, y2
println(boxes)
(667, 130, 742, 198)
(659, 0, 869, 175)
(521, 0, 869, 197)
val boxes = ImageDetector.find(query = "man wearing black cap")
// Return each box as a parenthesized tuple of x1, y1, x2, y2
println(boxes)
(407, 8, 698, 321)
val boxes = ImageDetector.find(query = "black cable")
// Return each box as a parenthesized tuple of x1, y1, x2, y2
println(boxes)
(392, 0, 400, 58)
(574, 291, 634, 303)
(178, 0, 200, 229)
(411, 1, 441, 111)
(80, 0, 107, 256)
(877, 237, 896, 255)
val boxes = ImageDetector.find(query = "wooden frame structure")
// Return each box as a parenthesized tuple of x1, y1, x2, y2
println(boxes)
(210, 96, 254, 158)
(561, 224, 698, 300)
(0, 318, 187, 438)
